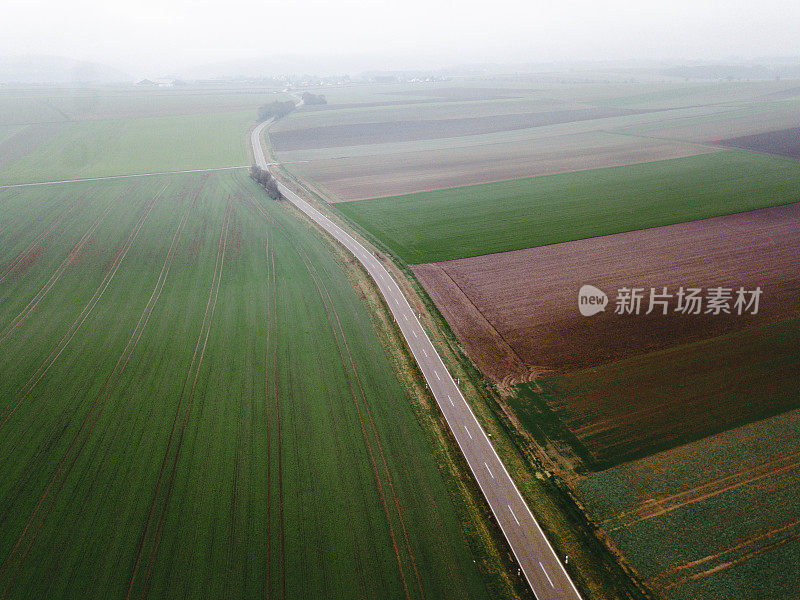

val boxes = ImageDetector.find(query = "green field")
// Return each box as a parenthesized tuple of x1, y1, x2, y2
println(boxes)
(0, 171, 490, 599)
(0, 86, 288, 125)
(336, 150, 800, 263)
(0, 110, 255, 184)
(510, 318, 800, 469)
(578, 407, 800, 599)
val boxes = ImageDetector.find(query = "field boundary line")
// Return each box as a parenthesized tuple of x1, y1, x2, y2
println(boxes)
(0, 166, 249, 189)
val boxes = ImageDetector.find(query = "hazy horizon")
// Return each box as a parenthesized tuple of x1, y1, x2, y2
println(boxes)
(2, 0, 800, 78)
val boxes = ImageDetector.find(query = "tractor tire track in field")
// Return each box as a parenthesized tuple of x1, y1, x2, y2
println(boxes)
(0, 189, 121, 343)
(243, 190, 421, 599)
(606, 451, 800, 532)
(291, 228, 426, 600)
(263, 236, 272, 599)
(225, 234, 269, 594)
(647, 517, 800, 590)
(244, 192, 408, 597)
(0, 185, 166, 431)
(0, 178, 206, 599)
(243, 195, 381, 597)
(266, 212, 374, 599)
(269, 247, 287, 600)
(0, 192, 84, 284)
(126, 197, 233, 600)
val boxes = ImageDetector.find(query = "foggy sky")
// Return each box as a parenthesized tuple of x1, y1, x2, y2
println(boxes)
(2, 0, 799, 75)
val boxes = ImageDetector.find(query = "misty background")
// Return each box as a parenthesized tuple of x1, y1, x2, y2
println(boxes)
(1, 0, 799, 82)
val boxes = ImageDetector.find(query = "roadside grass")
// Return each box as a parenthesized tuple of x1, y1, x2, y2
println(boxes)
(0, 171, 490, 599)
(336, 150, 800, 263)
(0, 110, 255, 184)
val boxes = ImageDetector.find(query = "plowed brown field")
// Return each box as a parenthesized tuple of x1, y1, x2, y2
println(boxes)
(413, 202, 800, 383)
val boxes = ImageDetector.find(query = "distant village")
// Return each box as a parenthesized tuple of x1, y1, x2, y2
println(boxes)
(136, 73, 450, 88)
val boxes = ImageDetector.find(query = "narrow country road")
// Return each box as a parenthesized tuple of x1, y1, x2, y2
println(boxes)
(251, 119, 583, 600)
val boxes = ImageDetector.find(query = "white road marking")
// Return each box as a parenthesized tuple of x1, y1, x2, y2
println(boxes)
(422, 348, 427, 357)
(508, 504, 520, 526)
(447, 394, 454, 406)
(435, 370, 440, 380)
(412, 330, 417, 338)
(464, 425, 473, 439)
(540, 562, 555, 588)
(485, 462, 494, 479)
(404, 314, 408, 321)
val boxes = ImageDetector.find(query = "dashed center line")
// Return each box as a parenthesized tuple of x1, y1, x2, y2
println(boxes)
(435, 370, 440, 380)
(447, 394, 454, 406)
(422, 348, 427, 357)
(464, 425, 472, 439)
(539, 562, 555, 588)
(412, 330, 417, 338)
(485, 462, 494, 479)
(508, 504, 520, 526)
(403, 314, 408, 321)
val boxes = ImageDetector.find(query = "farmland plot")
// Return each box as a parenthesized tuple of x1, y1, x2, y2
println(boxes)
(578, 408, 800, 599)
(0, 171, 489, 599)
(338, 151, 800, 263)
(412, 201, 800, 381)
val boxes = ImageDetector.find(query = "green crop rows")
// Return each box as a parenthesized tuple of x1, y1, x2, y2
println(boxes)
(0, 171, 489, 599)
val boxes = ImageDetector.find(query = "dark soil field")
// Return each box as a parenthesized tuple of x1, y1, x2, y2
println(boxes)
(515, 317, 800, 468)
(270, 107, 652, 151)
(717, 127, 800, 159)
(413, 202, 800, 383)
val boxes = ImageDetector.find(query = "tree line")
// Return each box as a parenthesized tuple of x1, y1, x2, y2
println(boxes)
(257, 100, 295, 122)
(301, 92, 327, 105)
(250, 165, 282, 200)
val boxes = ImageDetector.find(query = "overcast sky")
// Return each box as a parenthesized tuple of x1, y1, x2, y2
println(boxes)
(3, 0, 799, 75)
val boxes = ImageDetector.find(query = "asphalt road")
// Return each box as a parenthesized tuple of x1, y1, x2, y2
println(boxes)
(251, 119, 583, 600)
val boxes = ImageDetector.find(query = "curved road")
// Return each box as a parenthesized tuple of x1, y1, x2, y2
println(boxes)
(251, 119, 583, 600)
